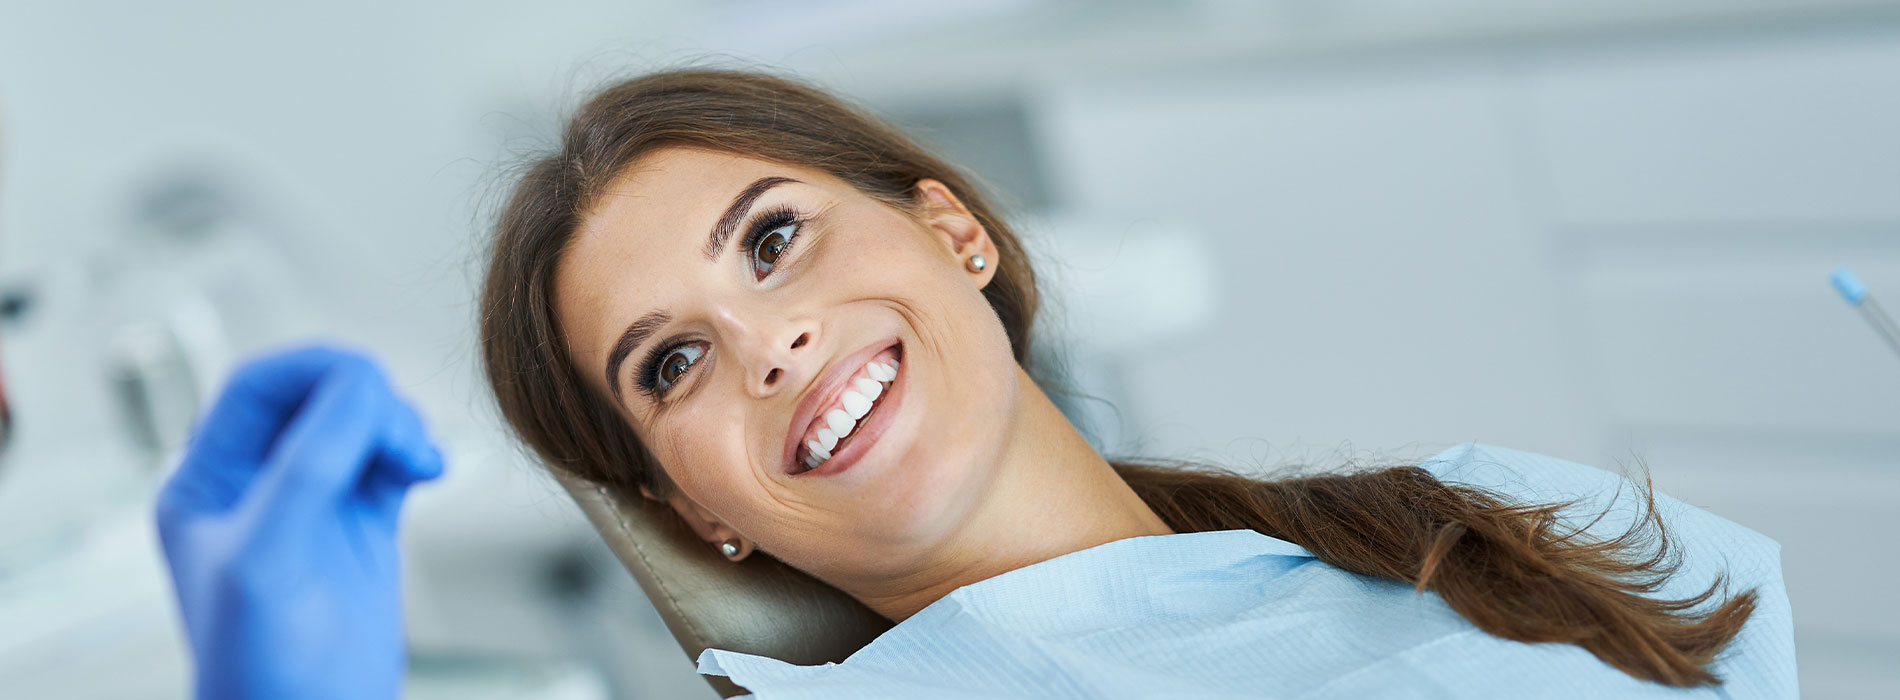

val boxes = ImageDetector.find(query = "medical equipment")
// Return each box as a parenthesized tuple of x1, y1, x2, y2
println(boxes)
(0, 285, 23, 456)
(0, 345, 9, 454)
(1830, 266, 1900, 359)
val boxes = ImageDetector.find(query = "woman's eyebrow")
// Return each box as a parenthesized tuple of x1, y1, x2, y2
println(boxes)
(604, 175, 801, 403)
(702, 176, 798, 260)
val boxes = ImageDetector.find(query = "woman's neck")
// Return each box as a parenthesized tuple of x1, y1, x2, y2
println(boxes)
(851, 368, 1175, 621)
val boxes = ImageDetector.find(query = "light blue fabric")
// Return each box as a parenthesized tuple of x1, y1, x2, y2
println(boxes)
(697, 443, 1796, 699)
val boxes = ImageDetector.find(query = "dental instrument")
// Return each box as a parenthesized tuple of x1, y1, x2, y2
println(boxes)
(1830, 266, 1900, 360)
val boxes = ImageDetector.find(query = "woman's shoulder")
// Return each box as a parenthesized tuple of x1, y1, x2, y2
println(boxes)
(1419, 442, 1798, 699)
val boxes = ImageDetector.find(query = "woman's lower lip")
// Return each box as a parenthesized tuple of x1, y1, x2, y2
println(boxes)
(794, 349, 904, 478)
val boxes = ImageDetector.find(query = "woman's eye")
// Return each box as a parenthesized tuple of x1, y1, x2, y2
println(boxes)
(751, 222, 798, 279)
(655, 344, 704, 393)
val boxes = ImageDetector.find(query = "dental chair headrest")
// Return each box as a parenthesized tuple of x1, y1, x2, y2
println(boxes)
(556, 472, 893, 698)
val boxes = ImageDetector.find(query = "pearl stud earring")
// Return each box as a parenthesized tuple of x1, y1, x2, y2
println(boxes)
(966, 253, 988, 272)
(719, 540, 740, 559)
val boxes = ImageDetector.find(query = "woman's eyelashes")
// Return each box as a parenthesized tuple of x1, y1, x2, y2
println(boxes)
(638, 340, 704, 399)
(740, 205, 804, 281)
(636, 206, 808, 401)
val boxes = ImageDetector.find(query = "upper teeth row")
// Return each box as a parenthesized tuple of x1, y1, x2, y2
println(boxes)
(803, 358, 899, 468)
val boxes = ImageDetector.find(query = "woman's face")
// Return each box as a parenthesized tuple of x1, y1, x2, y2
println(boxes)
(554, 147, 1015, 580)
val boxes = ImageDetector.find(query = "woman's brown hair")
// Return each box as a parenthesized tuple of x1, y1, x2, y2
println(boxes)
(479, 67, 1756, 688)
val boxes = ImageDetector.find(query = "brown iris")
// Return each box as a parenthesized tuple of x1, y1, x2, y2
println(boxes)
(759, 231, 787, 264)
(751, 221, 797, 280)
(661, 351, 692, 384)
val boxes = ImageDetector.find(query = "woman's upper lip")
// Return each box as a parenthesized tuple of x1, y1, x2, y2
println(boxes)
(781, 338, 900, 474)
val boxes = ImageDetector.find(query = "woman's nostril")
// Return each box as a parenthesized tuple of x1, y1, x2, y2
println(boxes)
(765, 368, 781, 385)
(790, 332, 808, 350)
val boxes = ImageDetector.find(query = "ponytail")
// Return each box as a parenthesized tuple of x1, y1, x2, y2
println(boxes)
(1112, 461, 1756, 687)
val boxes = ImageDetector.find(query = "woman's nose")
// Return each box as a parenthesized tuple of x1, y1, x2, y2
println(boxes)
(713, 306, 815, 396)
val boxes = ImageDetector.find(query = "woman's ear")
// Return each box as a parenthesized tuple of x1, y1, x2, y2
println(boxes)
(914, 178, 1000, 290)
(659, 488, 753, 561)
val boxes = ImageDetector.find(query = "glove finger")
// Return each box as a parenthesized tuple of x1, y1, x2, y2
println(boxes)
(349, 397, 444, 526)
(353, 455, 417, 536)
(188, 345, 373, 463)
(162, 344, 372, 514)
(375, 395, 445, 487)
(253, 353, 393, 520)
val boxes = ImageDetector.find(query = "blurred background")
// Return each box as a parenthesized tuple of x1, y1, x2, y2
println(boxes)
(2, 0, 1896, 698)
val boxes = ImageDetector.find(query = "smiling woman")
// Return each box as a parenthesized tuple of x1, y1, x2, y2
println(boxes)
(478, 69, 1789, 698)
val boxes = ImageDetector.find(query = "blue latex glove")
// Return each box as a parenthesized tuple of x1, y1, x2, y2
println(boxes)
(156, 346, 444, 700)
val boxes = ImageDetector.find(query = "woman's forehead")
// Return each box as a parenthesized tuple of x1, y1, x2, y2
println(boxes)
(586, 149, 786, 234)
(575, 148, 860, 252)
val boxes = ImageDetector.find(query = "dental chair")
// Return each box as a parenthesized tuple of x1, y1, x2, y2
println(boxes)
(556, 473, 893, 698)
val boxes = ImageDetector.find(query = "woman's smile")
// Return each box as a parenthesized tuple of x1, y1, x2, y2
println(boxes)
(785, 338, 906, 477)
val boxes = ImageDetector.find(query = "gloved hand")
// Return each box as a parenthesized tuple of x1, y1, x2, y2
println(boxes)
(156, 346, 444, 700)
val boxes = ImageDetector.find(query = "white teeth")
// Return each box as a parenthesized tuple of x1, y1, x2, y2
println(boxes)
(825, 409, 855, 438)
(841, 390, 872, 419)
(800, 358, 900, 470)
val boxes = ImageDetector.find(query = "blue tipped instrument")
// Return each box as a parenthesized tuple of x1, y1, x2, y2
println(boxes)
(1832, 265, 1900, 359)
